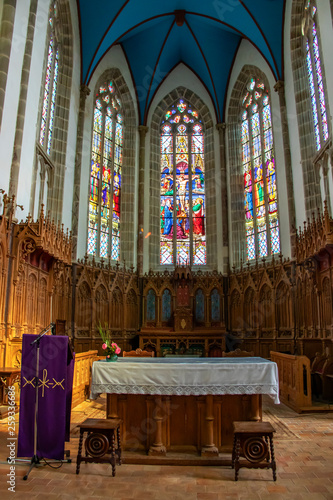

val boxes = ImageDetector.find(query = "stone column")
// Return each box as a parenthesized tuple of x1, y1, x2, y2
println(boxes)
(137, 125, 148, 274)
(274, 81, 296, 257)
(71, 84, 90, 260)
(0, 0, 17, 130)
(216, 123, 229, 274)
(8, 0, 37, 202)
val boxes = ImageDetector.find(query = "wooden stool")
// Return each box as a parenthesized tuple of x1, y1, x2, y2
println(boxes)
(232, 421, 276, 481)
(76, 418, 122, 476)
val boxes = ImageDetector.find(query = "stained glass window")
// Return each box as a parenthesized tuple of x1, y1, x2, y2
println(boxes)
(160, 99, 206, 266)
(87, 81, 122, 259)
(147, 289, 156, 321)
(39, 1, 59, 155)
(241, 78, 280, 260)
(303, 1, 329, 151)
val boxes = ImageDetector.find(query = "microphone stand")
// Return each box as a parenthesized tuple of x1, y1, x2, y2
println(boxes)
(14, 325, 72, 480)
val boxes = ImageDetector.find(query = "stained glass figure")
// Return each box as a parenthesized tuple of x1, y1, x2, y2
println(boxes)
(241, 79, 280, 260)
(87, 80, 123, 259)
(39, 2, 59, 156)
(160, 100, 206, 266)
(147, 289, 156, 321)
(304, 2, 329, 151)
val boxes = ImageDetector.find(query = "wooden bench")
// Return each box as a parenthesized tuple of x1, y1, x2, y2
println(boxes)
(232, 421, 276, 481)
(270, 351, 311, 412)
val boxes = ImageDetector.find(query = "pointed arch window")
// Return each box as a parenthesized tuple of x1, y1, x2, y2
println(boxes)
(160, 99, 206, 266)
(302, 1, 329, 150)
(87, 81, 122, 259)
(39, 0, 59, 155)
(241, 78, 280, 260)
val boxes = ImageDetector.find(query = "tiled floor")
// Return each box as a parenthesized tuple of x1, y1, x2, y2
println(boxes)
(1, 396, 333, 500)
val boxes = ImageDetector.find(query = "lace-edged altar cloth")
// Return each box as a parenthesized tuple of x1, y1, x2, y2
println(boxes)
(90, 357, 280, 404)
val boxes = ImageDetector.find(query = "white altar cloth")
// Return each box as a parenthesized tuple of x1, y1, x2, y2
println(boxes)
(90, 357, 280, 404)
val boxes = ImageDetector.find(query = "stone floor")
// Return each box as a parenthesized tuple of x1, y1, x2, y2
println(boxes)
(0, 396, 333, 500)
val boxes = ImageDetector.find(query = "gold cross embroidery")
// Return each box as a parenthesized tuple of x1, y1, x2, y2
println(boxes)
(23, 370, 65, 397)
(52, 378, 65, 390)
(38, 369, 50, 398)
(23, 377, 36, 389)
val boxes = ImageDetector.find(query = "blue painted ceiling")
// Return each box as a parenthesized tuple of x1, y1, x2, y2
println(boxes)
(77, 0, 286, 123)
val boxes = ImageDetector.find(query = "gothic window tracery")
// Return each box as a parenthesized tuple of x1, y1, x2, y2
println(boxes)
(87, 81, 122, 260)
(39, 0, 59, 156)
(241, 78, 280, 260)
(160, 99, 206, 266)
(302, 0, 329, 151)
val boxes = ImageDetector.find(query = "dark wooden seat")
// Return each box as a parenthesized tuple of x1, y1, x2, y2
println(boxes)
(320, 356, 333, 401)
(232, 421, 276, 481)
(311, 352, 328, 398)
(222, 348, 254, 357)
(76, 418, 122, 476)
(123, 348, 154, 357)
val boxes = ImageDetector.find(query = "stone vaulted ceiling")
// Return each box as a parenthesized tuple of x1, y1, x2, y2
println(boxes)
(77, 0, 286, 123)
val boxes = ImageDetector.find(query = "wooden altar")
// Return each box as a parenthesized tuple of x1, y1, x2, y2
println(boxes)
(107, 393, 261, 457)
(91, 357, 279, 462)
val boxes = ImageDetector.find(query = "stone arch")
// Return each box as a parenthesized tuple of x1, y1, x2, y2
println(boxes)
(148, 86, 215, 269)
(290, 0, 330, 216)
(227, 65, 273, 266)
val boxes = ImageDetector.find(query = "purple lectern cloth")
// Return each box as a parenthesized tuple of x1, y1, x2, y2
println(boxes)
(17, 334, 74, 460)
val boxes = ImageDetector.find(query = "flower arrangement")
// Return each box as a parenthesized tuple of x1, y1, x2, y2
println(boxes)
(97, 323, 121, 359)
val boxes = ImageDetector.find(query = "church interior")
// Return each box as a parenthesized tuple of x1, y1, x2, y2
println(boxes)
(1, 0, 333, 497)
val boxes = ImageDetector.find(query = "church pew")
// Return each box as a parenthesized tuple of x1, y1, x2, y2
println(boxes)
(72, 350, 98, 408)
(270, 351, 311, 413)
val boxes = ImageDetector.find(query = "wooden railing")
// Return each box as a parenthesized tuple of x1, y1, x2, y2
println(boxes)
(270, 351, 312, 413)
(72, 350, 98, 408)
